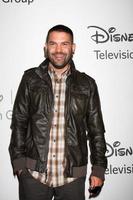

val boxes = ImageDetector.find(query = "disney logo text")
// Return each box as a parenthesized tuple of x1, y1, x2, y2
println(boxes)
(87, 26, 133, 44)
(106, 141, 133, 158)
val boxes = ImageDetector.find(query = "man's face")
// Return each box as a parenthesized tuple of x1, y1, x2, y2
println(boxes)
(45, 31, 75, 69)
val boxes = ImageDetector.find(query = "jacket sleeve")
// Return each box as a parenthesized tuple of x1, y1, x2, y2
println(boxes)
(86, 79, 107, 180)
(9, 72, 30, 173)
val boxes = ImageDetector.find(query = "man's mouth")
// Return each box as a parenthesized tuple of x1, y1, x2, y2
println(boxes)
(54, 53, 65, 60)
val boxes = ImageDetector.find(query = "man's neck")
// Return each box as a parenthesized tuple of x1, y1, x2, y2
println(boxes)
(49, 64, 70, 79)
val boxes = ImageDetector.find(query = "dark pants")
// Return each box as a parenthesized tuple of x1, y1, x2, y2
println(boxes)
(18, 170, 86, 200)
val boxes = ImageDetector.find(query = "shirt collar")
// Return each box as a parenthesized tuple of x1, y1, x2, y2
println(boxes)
(48, 65, 71, 80)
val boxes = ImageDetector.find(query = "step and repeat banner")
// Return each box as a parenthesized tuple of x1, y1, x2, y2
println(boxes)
(0, 0, 133, 200)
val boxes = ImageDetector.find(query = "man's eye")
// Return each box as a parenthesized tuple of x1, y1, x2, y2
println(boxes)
(62, 43, 71, 47)
(49, 43, 55, 45)
(63, 43, 68, 46)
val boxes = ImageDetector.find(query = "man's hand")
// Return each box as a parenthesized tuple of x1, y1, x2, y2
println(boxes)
(89, 176, 104, 198)
(90, 175, 103, 188)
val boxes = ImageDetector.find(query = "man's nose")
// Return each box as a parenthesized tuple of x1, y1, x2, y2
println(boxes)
(55, 45, 62, 52)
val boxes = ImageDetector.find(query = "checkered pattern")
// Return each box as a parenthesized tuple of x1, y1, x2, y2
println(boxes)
(29, 66, 75, 187)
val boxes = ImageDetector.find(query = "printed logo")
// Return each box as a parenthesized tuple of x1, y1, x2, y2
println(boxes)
(87, 26, 133, 44)
(1, 0, 34, 5)
(106, 141, 133, 158)
(0, 94, 3, 102)
(105, 141, 133, 175)
(87, 26, 133, 60)
(0, 90, 14, 120)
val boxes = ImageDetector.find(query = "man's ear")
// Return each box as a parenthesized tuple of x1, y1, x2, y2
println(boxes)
(44, 45, 47, 58)
(72, 43, 76, 54)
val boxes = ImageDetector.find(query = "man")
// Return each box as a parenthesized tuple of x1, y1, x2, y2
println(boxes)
(9, 24, 107, 200)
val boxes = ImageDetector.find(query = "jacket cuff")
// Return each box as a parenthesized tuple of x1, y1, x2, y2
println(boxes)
(12, 157, 26, 174)
(91, 165, 106, 180)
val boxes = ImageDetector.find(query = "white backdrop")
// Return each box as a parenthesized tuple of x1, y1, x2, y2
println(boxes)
(0, 0, 133, 200)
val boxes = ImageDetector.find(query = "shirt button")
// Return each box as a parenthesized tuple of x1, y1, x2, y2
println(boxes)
(53, 155, 56, 158)
(56, 79, 60, 83)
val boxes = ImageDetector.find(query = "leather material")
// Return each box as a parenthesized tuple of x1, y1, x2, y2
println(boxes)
(9, 59, 107, 177)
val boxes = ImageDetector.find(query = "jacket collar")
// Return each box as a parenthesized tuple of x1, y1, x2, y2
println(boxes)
(35, 58, 76, 81)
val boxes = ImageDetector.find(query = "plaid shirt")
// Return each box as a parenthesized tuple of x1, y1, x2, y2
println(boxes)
(29, 66, 75, 187)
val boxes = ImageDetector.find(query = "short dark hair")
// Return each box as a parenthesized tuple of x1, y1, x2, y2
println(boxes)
(46, 24, 74, 43)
